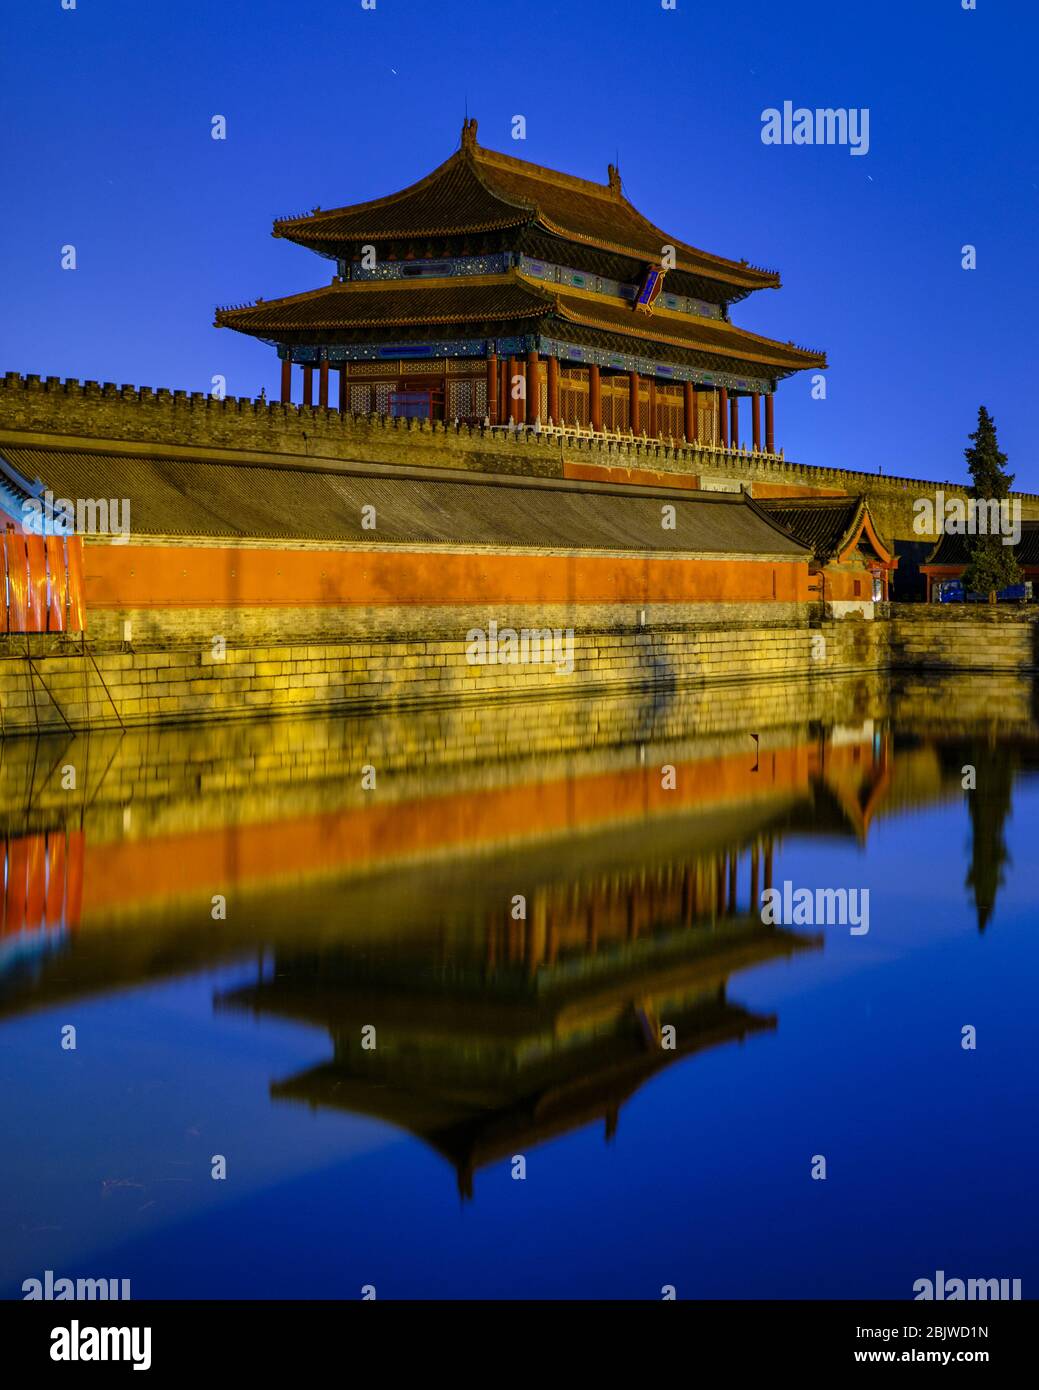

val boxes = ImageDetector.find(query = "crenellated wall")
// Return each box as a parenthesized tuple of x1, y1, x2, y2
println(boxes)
(4, 371, 1037, 543)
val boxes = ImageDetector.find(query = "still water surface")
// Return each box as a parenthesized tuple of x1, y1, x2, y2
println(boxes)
(1, 673, 1037, 1298)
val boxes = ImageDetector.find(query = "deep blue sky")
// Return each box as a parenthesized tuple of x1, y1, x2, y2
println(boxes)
(2, 0, 1036, 486)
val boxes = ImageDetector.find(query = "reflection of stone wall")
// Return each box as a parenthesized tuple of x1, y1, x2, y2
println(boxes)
(0, 672, 890, 841)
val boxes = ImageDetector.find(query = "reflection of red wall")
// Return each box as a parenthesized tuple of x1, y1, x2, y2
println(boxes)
(82, 545, 811, 608)
(75, 741, 836, 921)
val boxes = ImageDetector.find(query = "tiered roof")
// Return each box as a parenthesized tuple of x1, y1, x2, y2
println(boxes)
(216, 120, 826, 383)
(272, 118, 779, 297)
(216, 272, 825, 377)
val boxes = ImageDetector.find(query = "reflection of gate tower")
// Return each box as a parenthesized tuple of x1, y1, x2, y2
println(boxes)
(219, 847, 820, 1199)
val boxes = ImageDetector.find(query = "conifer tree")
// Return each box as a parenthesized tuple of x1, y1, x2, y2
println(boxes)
(960, 407, 1021, 604)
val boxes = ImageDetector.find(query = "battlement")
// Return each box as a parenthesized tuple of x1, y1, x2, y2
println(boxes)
(2, 372, 1037, 536)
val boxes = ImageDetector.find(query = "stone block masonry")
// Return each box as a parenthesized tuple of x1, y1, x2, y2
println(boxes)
(0, 617, 882, 735)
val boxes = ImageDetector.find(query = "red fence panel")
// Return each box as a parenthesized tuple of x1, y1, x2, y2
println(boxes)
(25, 534, 48, 631)
(46, 535, 68, 631)
(4, 528, 29, 632)
(66, 535, 87, 633)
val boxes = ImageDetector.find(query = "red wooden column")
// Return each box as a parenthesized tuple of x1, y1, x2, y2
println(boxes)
(525, 349, 539, 424)
(547, 355, 560, 424)
(647, 379, 657, 439)
(719, 387, 729, 447)
(280, 359, 292, 404)
(589, 363, 602, 432)
(629, 371, 641, 434)
(339, 366, 348, 412)
(318, 358, 329, 410)
(752, 392, 761, 451)
(508, 357, 520, 424)
(765, 393, 775, 453)
(302, 366, 314, 407)
(683, 381, 696, 444)
(499, 359, 509, 423)
(486, 351, 498, 424)
(730, 393, 739, 449)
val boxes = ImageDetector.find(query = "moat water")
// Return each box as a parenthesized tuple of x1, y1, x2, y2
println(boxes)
(1, 672, 1037, 1299)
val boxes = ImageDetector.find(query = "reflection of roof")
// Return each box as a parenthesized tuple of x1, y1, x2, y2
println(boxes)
(923, 519, 1039, 567)
(758, 495, 894, 566)
(224, 918, 820, 1194)
(214, 273, 826, 376)
(0, 445, 810, 555)
(272, 121, 782, 295)
(271, 998, 776, 1188)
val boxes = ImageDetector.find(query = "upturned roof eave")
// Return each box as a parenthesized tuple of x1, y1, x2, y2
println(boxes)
(271, 135, 782, 293)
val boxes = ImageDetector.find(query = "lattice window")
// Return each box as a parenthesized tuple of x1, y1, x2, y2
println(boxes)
(601, 384, 629, 432)
(374, 383, 394, 415)
(560, 373, 589, 427)
(657, 387, 683, 442)
(349, 384, 371, 414)
(349, 362, 399, 378)
(696, 395, 718, 445)
(448, 380, 473, 419)
(473, 379, 487, 419)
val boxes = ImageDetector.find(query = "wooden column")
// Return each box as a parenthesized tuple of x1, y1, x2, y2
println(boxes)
(719, 387, 729, 447)
(752, 392, 761, 451)
(683, 381, 696, 444)
(499, 359, 508, 424)
(318, 358, 329, 410)
(763, 837, 774, 893)
(486, 352, 498, 424)
(302, 366, 314, 407)
(338, 365, 348, 412)
(547, 355, 560, 424)
(629, 370, 640, 434)
(589, 363, 602, 432)
(525, 349, 539, 425)
(765, 393, 775, 453)
(730, 393, 738, 449)
(508, 357, 520, 424)
(648, 379, 657, 439)
(280, 359, 292, 404)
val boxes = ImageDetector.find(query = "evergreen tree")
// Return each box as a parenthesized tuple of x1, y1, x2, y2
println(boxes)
(960, 407, 1021, 603)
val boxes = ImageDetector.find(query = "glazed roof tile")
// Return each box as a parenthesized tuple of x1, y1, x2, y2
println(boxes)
(272, 122, 780, 293)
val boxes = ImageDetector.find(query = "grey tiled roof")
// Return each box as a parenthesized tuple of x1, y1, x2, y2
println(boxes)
(2, 445, 809, 558)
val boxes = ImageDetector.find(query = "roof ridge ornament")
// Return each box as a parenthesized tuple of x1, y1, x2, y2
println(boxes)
(607, 163, 622, 195)
(461, 117, 479, 153)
